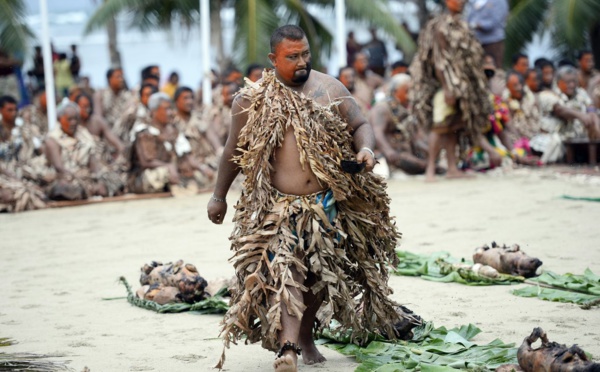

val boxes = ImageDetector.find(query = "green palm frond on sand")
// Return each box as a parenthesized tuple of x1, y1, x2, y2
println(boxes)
(1, 338, 71, 371)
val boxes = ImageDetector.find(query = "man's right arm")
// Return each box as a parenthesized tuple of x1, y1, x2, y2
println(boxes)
(211, 96, 248, 200)
(207, 95, 249, 224)
(44, 138, 70, 176)
(369, 104, 397, 160)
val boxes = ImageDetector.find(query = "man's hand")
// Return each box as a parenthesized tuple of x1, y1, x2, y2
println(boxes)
(444, 89, 456, 107)
(356, 148, 376, 172)
(488, 150, 503, 168)
(207, 198, 227, 224)
(384, 150, 401, 167)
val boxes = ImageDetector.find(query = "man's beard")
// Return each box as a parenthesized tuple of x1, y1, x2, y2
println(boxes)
(291, 62, 312, 84)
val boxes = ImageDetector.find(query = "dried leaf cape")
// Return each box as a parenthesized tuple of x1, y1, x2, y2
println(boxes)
(410, 13, 491, 139)
(218, 70, 403, 365)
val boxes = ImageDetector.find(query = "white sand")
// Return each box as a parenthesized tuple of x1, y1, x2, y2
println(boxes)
(1, 169, 599, 371)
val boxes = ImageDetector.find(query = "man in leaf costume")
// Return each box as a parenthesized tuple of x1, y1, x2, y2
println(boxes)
(207, 25, 410, 371)
(410, 0, 492, 181)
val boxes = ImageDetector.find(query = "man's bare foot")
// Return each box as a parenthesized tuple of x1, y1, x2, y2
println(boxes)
(299, 340, 326, 365)
(446, 169, 475, 179)
(425, 167, 436, 182)
(273, 352, 297, 372)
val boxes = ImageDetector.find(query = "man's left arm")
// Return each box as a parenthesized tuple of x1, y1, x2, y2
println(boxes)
(336, 83, 376, 171)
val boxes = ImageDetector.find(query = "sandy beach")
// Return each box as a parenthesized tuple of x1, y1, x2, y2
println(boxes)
(1, 168, 600, 372)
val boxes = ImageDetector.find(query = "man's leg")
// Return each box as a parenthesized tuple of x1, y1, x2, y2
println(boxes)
(444, 132, 463, 177)
(298, 272, 326, 365)
(273, 265, 303, 372)
(425, 131, 442, 182)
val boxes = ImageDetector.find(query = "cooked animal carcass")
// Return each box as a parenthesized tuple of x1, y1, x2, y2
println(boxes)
(473, 242, 542, 278)
(136, 260, 209, 304)
(518, 327, 600, 372)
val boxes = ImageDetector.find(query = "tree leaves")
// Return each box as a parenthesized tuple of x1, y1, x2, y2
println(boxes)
(513, 269, 600, 307)
(0, 0, 35, 56)
(115, 276, 230, 314)
(322, 322, 518, 371)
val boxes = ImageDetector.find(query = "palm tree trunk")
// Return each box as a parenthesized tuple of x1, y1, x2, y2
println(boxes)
(415, 0, 429, 31)
(210, 0, 228, 74)
(105, 0, 122, 68)
(591, 22, 600, 70)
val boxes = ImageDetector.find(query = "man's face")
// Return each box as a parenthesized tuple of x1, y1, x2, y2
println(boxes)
(109, 69, 124, 91)
(542, 65, 554, 86)
(557, 73, 578, 97)
(514, 57, 529, 75)
(222, 84, 238, 107)
(269, 37, 312, 86)
(176, 91, 194, 113)
(59, 107, 79, 137)
(39, 92, 47, 110)
(353, 53, 368, 74)
(507, 75, 523, 100)
(226, 71, 243, 85)
(0, 102, 17, 124)
(150, 67, 160, 79)
(153, 101, 173, 126)
(339, 68, 355, 92)
(525, 71, 539, 93)
(140, 87, 154, 107)
(77, 96, 91, 121)
(395, 82, 412, 107)
(248, 68, 263, 82)
(446, 0, 465, 13)
(580, 53, 594, 73)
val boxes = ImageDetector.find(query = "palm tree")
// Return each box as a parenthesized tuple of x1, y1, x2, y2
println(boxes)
(84, 0, 416, 73)
(0, 0, 34, 56)
(505, 0, 600, 66)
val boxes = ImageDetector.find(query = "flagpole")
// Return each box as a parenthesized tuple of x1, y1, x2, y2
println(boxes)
(335, 0, 347, 69)
(40, 0, 57, 130)
(201, 0, 212, 107)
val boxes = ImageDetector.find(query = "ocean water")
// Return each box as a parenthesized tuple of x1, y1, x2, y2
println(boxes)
(22, 1, 552, 90)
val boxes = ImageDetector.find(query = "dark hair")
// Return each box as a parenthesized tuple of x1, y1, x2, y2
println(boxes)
(0, 95, 18, 109)
(74, 92, 94, 116)
(338, 65, 354, 78)
(143, 74, 160, 84)
(391, 60, 408, 70)
(140, 83, 159, 99)
(58, 53, 67, 60)
(169, 71, 179, 79)
(141, 65, 159, 80)
(512, 53, 528, 65)
(534, 58, 554, 70)
(506, 70, 525, 84)
(270, 25, 306, 53)
(246, 63, 263, 77)
(173, 86, 193, 102)
(577, 49, 592, 61)
(558, 59, 575, 68)
(106, 67, 122, 81)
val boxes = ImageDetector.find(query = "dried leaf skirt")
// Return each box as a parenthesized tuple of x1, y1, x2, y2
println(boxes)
(221, 187, 399, 353)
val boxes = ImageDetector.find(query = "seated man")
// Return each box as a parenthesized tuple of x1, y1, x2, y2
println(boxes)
(369, 74, 432, 175)
(44, 102, 125, 200)
(113, 83, 158, 143)
(503, 71, 542, 161)
(173, 86, 221, 183)
(129, 93, 210, 193)
(534, 66, 600, 163)
(205, 82, 239, 146)
(577, 50, 598, 90)
(20, 89, 50, 136)
(94, 67, 134, 129)
(74, 92, 126, 169)
(0, 95, 46, 212)
(351, 52, 384, 112)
